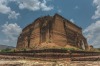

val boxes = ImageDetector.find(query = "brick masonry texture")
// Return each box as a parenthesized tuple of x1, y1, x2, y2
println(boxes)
(17, 14, 88, 50)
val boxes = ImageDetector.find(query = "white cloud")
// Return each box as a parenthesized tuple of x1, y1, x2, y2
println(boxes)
(70, 19, 74, 23)
(83, 20, 100, 48)
(56, 6, 62, 13)
(15, 0, 53, 11)
(0, 0, 20, 19)
(0, 0, 53, 19)
(74, 6, 79, 9)
(8, 11, 20, 19)
(92, 0, 100, 19)
(58, 9, 62, 13)
(0, 0, 10, 14)
(40, 0, 53, 11)
(1, 22, 22, 46)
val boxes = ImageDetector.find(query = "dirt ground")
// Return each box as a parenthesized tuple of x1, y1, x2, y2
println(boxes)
(0, 59, 100, 66)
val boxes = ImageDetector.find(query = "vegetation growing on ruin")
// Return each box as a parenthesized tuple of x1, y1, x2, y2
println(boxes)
(0, 48, 12, 52)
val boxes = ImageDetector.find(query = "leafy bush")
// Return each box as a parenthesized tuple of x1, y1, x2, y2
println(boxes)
(20, 48, 27, 51)
(1, 48, 12, 52)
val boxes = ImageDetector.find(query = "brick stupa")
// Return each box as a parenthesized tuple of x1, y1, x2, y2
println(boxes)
(17, 14, 88, 50)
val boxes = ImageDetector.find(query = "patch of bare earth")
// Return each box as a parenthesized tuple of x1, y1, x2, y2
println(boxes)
(0, 60, 100, 66)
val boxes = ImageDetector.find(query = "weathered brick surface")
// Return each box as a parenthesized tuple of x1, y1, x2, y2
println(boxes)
(17, 14, 88, 50)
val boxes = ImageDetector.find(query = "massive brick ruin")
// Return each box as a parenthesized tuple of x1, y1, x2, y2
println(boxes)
(17, 14, 88, 50)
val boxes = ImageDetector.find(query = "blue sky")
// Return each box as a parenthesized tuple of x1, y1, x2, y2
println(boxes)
(0, 0, 100, 48)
